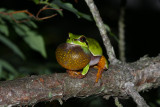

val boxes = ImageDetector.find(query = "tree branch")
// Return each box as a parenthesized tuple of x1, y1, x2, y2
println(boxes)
(84, 0, 118, 64)
(0, 55, 160, 106)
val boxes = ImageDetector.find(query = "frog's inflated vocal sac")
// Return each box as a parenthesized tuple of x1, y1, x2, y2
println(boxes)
(56, 33, 108, 82)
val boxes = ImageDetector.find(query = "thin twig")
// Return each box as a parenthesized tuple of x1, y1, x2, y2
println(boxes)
(84, 0, 119, 64)
(36, 5, 59, 20)
(0, 5, 62, 23)
(125, 82, 150, 107)
(118, 0, 126, 62)
(115, 97, 123, 107)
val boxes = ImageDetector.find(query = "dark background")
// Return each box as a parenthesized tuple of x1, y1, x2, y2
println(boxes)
(0, 0, 160, 107)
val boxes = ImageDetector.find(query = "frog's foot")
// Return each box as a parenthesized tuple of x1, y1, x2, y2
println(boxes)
(96, 56, 107, 83)
(66, 70, 85, 79)
(93, 65, 98, 69)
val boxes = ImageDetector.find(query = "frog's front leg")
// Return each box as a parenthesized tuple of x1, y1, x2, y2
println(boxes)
(96, 56, 108, 83)
(67, 64, 90, 79)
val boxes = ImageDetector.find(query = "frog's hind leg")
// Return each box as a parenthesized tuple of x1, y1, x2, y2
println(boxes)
(96, 56, 108, 82)
(67, 64, 89, 79)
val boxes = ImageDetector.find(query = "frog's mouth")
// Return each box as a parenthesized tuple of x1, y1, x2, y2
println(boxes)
(65, 43, 82, 49)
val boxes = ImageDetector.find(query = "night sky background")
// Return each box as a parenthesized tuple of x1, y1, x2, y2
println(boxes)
(0, 0, 160, 107)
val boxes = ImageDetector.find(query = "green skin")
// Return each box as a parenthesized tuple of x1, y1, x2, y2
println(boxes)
(66, 33, 109, 75)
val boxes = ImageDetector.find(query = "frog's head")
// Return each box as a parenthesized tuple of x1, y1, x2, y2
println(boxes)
(66, 33, 88, 47)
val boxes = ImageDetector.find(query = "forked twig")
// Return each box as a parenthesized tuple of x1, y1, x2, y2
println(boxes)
(0, 5, 62, 23)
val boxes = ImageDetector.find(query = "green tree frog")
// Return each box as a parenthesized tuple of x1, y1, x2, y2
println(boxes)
(56, 33, 109, 82)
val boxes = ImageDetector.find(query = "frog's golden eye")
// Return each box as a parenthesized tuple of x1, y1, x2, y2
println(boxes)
(80, 36, 86, 42)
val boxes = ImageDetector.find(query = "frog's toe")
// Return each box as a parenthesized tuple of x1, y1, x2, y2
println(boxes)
(66, 70, 85, 79)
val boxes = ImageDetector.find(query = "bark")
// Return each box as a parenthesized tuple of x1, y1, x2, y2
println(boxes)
(0, 55, 160, 106)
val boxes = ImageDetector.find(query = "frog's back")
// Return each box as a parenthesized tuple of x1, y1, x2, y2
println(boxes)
(86, 38, 103, 56)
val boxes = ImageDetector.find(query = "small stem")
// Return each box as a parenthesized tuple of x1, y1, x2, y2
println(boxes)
(84, 0, 118, 64)
(118, 0, 126, 62)
(115, 97, 123, 107)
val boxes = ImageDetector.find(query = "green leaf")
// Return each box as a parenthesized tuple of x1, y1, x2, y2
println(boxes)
(156, 99, 160, 105)
(14, 24, 30, 36)
(25, 21, 38, 28)
(0, 64, 7, 79)
(53, 0, 92, 21)
(104, 23, 119, 43)
(0, 34, 25, 59)
(0, 59, 18, 75)
(0, 18, 6, 24)
(0, 64, 2, 75)
(77, 12, 92, 21)
(13, 24, 47, 58)
(14, 25, 27, 36)
(104, 24, 111, 32)
(33, 0, 39, 4)
(0, 24, 9, 36)
(50, 3, 63, 16)
(0, 8, 6, 12)
(24, 31, 47, 58)
(12, 12, 29, 20)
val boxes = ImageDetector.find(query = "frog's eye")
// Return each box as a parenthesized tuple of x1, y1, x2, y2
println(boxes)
(79, 36, 86, 42)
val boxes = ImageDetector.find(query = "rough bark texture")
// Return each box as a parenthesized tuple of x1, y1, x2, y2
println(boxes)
(0, 55, 160, 106)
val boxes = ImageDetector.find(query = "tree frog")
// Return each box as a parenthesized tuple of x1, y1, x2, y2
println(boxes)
(56, 33, 109, 82)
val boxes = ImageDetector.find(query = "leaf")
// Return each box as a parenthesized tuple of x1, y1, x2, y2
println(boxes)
(0, 8, 6, 12)
(104, 24, 119, 43)
(14, 24, 30, 36)
(104, 24, 111, 32)
(77, 12, 92, 21)
(0, 34, 25, 59)
(0, 8, 15, 22)
(33, 0, 39, 4)
(0, 64, 2, 75)
(0, 59, 18, 75)
(12, 12, 29, 20)
(109, 32, 119, 43)
(52, 0, 92, 21)
(24, 31, 47, 58)
(0, 64, 7, 79)
(50, 3, 63, 16)
(25, 21, 38, 28)
(0, 24, 9, 36)
(0, 18, 6, 24)
(13, 24, 47, 58)
(14, 25, 27, 36)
